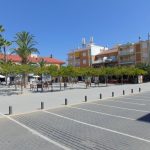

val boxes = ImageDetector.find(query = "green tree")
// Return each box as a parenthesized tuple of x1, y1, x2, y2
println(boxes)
(1, 39, 11, 62)
(0, 25, 12, 62)
(12, 31, 39, 87)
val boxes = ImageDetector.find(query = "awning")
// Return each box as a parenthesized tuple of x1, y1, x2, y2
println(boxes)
(33, 75, 40, 78)
(0, 75, 5, 78)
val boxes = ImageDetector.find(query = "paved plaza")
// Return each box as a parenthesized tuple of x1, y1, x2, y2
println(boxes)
(0, 82, 150, 114)
(0, 83, 150, 149)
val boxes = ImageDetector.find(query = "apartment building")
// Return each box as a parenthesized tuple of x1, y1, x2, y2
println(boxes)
(138, 40, 149, 64)
(118, 40, 150, 65)
(68, 37, 108, 67)
(93, 39, 150, 67)
(118, 43, 136, 65)
(93, 47, 118, 67)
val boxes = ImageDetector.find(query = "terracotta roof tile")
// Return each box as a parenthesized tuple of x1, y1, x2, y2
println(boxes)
(0, 54, 65, 64)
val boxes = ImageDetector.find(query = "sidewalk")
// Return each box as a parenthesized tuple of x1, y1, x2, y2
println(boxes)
(0, 82, 150, 115)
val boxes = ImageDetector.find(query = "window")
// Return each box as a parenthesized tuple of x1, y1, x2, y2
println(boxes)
(82, 52, 86, 57)
(83, 59, 87, 64)
(142, 42, 147, 49)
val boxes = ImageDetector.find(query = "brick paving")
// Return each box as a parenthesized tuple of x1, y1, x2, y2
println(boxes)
(0, 83, 150, 149)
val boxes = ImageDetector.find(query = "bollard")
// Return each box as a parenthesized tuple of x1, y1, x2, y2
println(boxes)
(41, 102, 44, 109)
(131, 89, 133, 93)
(100, 93, 102, 99)
(85, 96, 87, 102)
(9, 106, 12, 115)
(65, 98, 68, 105)
(139, 88, 141, 92)
(112, 92, 114, 97)
(123, 90, 125, 95)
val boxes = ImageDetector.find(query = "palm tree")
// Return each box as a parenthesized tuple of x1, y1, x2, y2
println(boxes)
(2, 39, 11, 63)
(13, 31, 39, 64)
(0, 25, 12, 62)
(0, 25, 5, 32)
(0, 25, 5, 53)
(12, 31, 39, 87)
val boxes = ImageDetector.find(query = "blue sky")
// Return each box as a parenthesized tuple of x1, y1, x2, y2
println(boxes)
(0, 0, 150, 61)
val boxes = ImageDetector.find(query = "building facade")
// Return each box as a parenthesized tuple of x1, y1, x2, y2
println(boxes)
(68, 38, 108, 67)
(118, 40, 150, 66)
(0, 54, 65, 67)
(92, 47, 118, 67)
(93, 39, 150, 67)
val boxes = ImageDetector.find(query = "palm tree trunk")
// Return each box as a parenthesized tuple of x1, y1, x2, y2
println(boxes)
(14, 76, 17, 91)
(5, 73, 8, 85)
(105, 76, 108, 86)
(121, 75, 123, 84)
(41, 74, 43, 92)
(3, 46, 7, 63)
(21, 78, 23, 94)
(59, 76, 62, 91)
(23, 73, 28, 88)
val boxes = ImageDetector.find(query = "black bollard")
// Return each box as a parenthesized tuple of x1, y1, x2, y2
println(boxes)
(85, 96, 87, 102)
(41, 102, 44, 109)
(131, 89, 133, 93)
(139, 88, 141, 92)
(112, 92, 114, 97)
(65, 98, 68, 105)
(9, 106, 12, 115)
(100, 93, 102, 99)
(123, 90, 125, 95)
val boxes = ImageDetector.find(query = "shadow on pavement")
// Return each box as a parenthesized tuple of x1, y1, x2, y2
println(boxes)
(137, 113, 150, 123)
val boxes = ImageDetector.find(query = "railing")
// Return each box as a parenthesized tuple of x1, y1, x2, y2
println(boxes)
(119, 60, 135, 64)
(119, 51, 135, 56)
(93, 58, 117, 64)
(92, 59, 103, 64)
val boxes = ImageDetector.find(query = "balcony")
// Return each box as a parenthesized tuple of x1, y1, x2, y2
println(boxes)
(119, 60, 135, 65)
(119, 51, 135, 56)
(92, 57, 117, 64)
(92, 59, 103, 64)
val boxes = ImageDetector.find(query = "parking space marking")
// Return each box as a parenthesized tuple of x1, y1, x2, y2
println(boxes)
(91, 103, 150, 113)
(0, 112, 71, 150)
(102, 99, 146, 106)
(69, 106, 135, 121)
(133, 96, 150, 99)
(122, 97, 150, 102)
(43, 110, 150, 143)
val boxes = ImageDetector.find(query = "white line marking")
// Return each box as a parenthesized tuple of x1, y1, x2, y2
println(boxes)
(0, 112, 71, 150)
(69, 106, 135, 121)
(91, 103, 150, 113)
(43, 110, 150, 143)
(103, 99, 146, 106)
(134, 96, 150, 99)
(122, 97, 150, 102)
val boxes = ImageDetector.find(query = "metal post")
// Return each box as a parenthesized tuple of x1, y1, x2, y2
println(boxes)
(123, 90, 125, 95)
(100, 93, 102, 99)
(41, 102, 44, 109)
(85, 96, 87, 102)
(9, 106, 12, 115)
(65, 98, 68, 105)
(112, 92, 114, 97)
(131, 89, 133, 93)
(139, 87, 141, 92)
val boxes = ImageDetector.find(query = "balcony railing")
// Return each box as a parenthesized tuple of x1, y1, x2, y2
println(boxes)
(92, 58, 117, 64)
(119, 51, 135, 56)
(119, 60, 135, 64)
(92, 59, 103, 64)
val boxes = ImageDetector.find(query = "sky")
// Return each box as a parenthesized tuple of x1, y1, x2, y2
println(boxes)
(0, 0, 150, 61)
